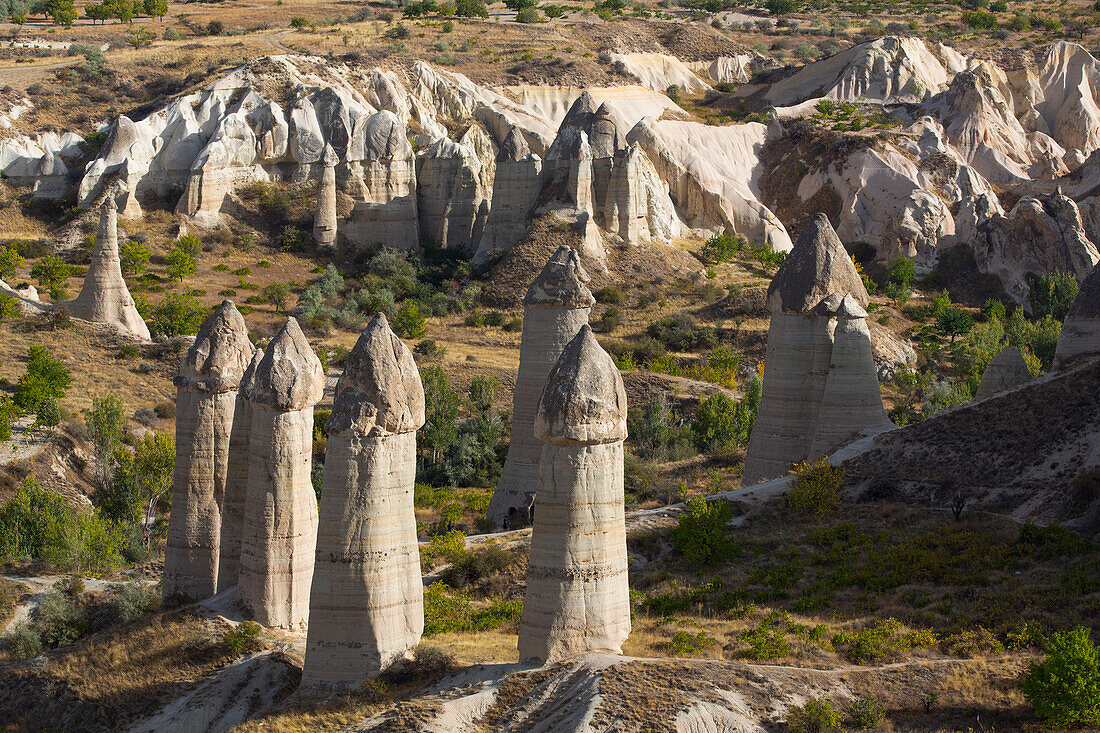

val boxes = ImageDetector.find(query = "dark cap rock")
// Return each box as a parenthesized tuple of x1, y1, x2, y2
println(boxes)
(535, 326, 627, 445)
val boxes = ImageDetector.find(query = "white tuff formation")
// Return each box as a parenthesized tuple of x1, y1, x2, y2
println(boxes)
(744, 215, 882, 485)
(301, 314, 426, 690)
(238, 318, 325, 628)
(975, 345, 1032, 400)
(473, 128, 543, 265)
(488, 246, 595, 527)
(313, 144, 338, 250)
(66, 198, 151, 340)
(163, 301, 253, 602)
(216, 348, 263, 593)
(1054, 263, 1100, 368)
(343, 111, 420, 252)
(518, 326, 630, 665)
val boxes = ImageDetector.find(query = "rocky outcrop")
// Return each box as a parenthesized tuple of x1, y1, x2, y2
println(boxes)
(415, 131, 491, 253)
(313, 144, 338, 250)
(1054, 262, 1100, 368)
(216, 348, 262, 594)
(609, 53, 712, 96)
(975, 346, 1032, 400)
(342, 110, 420, 252)
(301, 314, 426, 689)
(473, 128, 543, 265)
(518, 326, 630, 665)
(238, 318, 324, 628)
(488, 246, 595, 528)
(0, 278, 48, 316)
(744, 215, 881, 486)
(65, 199, 151, 341)
(163, 302, 253, 603)
(0, 131, 84, 199)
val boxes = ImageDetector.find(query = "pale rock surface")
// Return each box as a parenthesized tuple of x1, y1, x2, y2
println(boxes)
(66, 198, 152, 340)
(343, 110, 420, 252)
(975, 346, 1032, 400)
(164, 302, 253, 602)
(416, 134, 491, 253)
(488, 247, 594, 527)
(0, 278, 48, 316)
(744, 216, 871, 485)
(474, 128, 543, 265)
(0, 131, 84, 198)
(238, 318, 324, 628)
(301, 313, 426, 689)
(507, 85, 683, 137)
(313, 144, 338, 250)
(1054, 262, 1100, 367)
(690, 55, 760, 85)
(216, 348, 262, 593)
(518, 326, 630, 664)
(603, 143, 682, 244)
(609, 53, 712, 96)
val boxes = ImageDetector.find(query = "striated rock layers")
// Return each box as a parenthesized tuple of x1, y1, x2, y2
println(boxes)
(975, 346, 1032, 400)
(66, 198, 151, 340)
(164, 302, 253, 602)
(1054, 262, 1100, 368)
(744, 215, 886, 486)
(487, 246, 594, 528)
(216, 348, 263, 593)
(301, 314, 426, 690)
(518, 326, 630, 665)
(313, 144, 338, 250)
(238, 318, 325, 628)
(473, 128, 544, 265)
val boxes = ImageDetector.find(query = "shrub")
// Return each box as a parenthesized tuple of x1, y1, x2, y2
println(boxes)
(1028, 271, 1078, 322)
(119, 241, 150, 276)
(395, 301, 427, 338)
(224, 621, 263, 654)
(691, 392, 741, 453)
(148, 293, 206, 337)
(668, 630, 715, 655)
(14, 346, 72, 412)
(515, 6, 541, 21)
(738, 622, 791, 660)
(786, 458, 843, 516)
(844, 695, 884, 729)
(5, 621, 43, 660)
(700, 234, 745, 264)
(154, 402, 176, 419)
(113, 581, 160, 622)
(36, 397, 61, 429)
(962, 9, 998, 28)
(594, 285, 625, 304)
(455, 0, 488, 15)
(30, 255, 73, 300)
(1022, 627, 1100, 725)
(646, 313, 716, 351)
(787, 698, 842, 733)
(671, 497, 735, 566)
(936, 306, 974, 343)
(888, 256, 915, 287)
(0, 397, 20, 443)
(0, 294, 19, 321)
(943, 626, 1004, 657)
(0, 244, 25, 280)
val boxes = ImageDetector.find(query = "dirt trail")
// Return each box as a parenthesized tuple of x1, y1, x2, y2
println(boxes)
(0, 58, 82, 92)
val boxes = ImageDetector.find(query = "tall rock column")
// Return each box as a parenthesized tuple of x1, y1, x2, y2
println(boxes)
(744, 215, 869, 485)
(473, 128, 544, 266)
(518, 326, 630, 665)
(1054, 262, 1100, 368)
(313, 144, 339, 251)
(67, 197, 151, 340)
(238, 318, 325, 628)
(487, 246, 594, 528)
(975, 345, 1032, 399)
(301, 313, 426, 691)
(163, 301, 253, 603)
(216, 348, 262, 593)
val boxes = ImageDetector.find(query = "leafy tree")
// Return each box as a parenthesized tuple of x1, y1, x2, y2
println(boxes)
(84, 395, 126, 491)
(468, 376, 499, 414)
(165, 245, 196, 282)
(515, 6, 540, 21)
(30, 255, 72, 300)
(149, 293, 206, 336)
(764, 0, 798, 15)
(35, 397, 61, 429)
(936, 306, 974, 343)
(736, 375, 762, 446)
(395, 301, 427, 338)
(0, 294, 19, 321)
(454, 0, 488, 16)
(962, 9, 998, 28)
(98, 445, 142, 525)
(14, 346, 72, 412)
(671, 497, 735, 566)
(503, 0, 535, 8)
(0, 244, 24, 280)
(888, 257, 915, 287)
(1028, 271, 1079, 322)
(0, 475, 72, 559)
(700, 234, 745, 264)
(143, 0, 166, 20)
(691, 392, 741, 453)
(1022, 626, 1100, 725)
(119, 240, 150, 275)
(629, 394, 677, 461)
(0, 397, 21, 443)
(1005, 309, 1061, 370)
(263, 282, 291, 313)
(133, 433, 174, 545)
(419, 366, 461, 468)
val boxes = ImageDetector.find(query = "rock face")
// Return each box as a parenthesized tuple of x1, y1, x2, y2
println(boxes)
(473, 128, 543, 265)
(301, 314, 426, 690)
(163, 302, 253, 603)
(744, 216, 887, 485)
(518, 326, 630, 665)
(975, 346, 1032, 400)
(415, 132, 491, 253)
(342, 111, 420, 252)
(216, 348, 263, 594)
(238, 318, 325, 628)
(313, 144, 338, 250)
(1055, 263, 1100, 368)
(66, 199, 151, 341)
(487, 246, 595, 528)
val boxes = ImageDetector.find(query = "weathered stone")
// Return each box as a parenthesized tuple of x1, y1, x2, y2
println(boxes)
(518, 325, 630, 664)
(473, 128, 543, 265)
(301, 314, 426, 690)
(238, 318, 325, 628)
(1054, 262, 1100, 368)
(975, 345, 1032, 400)
(66, 198, 151, 340)
(313, 144, 338, 250)
(164, 301, 252, 603)
(488, 247, 594, 527)
(216, 348, 263, 594)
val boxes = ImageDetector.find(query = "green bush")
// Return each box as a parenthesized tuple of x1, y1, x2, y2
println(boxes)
(594, 285, 625, 304)
(515, 5, 541, 21)
(36, 397, 61, 428)
(691, 392, 741, 453)
(844, 695, 884, 729)
(1022, 627, 1100, 725)
(224, 621, 263, 654)
(148, 293, 206, 337)
(962, 9, 998, 28)
(14, 346, 72, 412)
(787, 698, 842, 733)
(1028, 271, 1078, 322)
(119, 241, 150, 276)
(668, 630, 716, 655)
(395, 301, 427, 338)
(0, 245, 24, 280)
(0, 397, 20, 443)
(786, 458, 843, 516)
(700, 234, 746, 264)
(671, 497, 736, 566)
(5, 621, 43, 660)
(888, 256, 915, 287)
(30, 255, 73, 300)
(0, 293, 19, 320)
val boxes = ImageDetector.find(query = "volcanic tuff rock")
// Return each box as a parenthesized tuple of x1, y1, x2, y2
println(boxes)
(302, 314, 426, 689)
(488, 246, 594, 528)
(216, 348, 262, 594)
(519, 326, 630, 664)
(65, 199, 151, 341)
(1055, 262, 1100, 368)
(164, 302, 253, 602)
(473, 128, 544, 266)
(975, 346, 1033, 401)
(313, 144, 338, 250)
(239, 318, 325, 628)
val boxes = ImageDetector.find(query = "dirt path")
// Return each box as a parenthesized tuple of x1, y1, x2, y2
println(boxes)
(0, 58, 82, 92)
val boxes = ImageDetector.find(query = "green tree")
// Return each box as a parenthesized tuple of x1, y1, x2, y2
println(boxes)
(691, 392, 741, 453)
(0, 244, 24, 280)
(395, 301, 427, 338)
(35, 397, 61, 429)
(0, 475, 72, 559)
(30, 255, 72, 300)
(936, 306, 974, 343)
(133, 433, 174, 545)
(149, 293, 206, 336)
(1028, 271, 1079, 322)
(468, 376, 499, 414)
(700, 234, 745, 264)
(420, 366, 461, 468)
(14, 346, 72, 412)
(671, 497, 735, 566)
(888, 256, 915, 287)
(165, 245, 196, 282)
(142, 0, 165, 19)
(503, 0, 535, 8)
(454, 0, 488, 16)
(1022, 626, 1100, 725)
(263, 282, 291, 313)
(0, 294, 19, 321)
(764, 0, 798, 15)
(84, 395, 126, 491)
(119, 240, 150, 275)
(0, 397, 21, 443)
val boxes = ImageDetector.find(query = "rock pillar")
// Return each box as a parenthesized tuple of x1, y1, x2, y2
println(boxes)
(518, 326, 630, 665)
(488, 246, 594, 528)
(314, 144, 338, 251)
(163, 301, 253, 602)
(238, 318, 325, 628)
(975, 345, 1032, 400)
(301, 313, 426, 690)
(1054, 262, 1100, 369)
